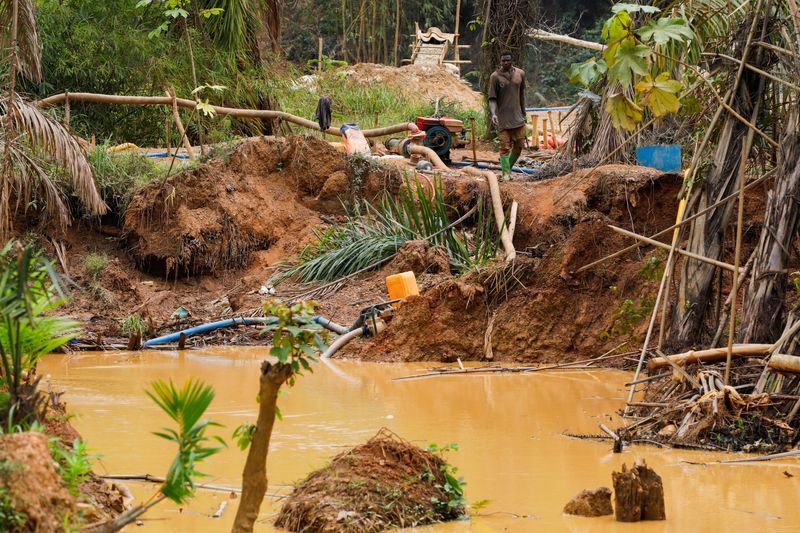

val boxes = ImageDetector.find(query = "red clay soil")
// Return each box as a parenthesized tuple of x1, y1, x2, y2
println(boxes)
(343, 165, 685, 363)
(275, 429, 463, 532)
(124, 135, 401, 277)
(48, 135, 747, 364)
(0, 432, 77, 532)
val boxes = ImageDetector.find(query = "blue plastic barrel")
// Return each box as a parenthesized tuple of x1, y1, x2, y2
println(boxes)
(636, 144, 681, 172)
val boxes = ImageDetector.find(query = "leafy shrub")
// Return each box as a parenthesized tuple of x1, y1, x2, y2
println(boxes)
(49, 438, 99, 497)
(83, 253, 107, 279)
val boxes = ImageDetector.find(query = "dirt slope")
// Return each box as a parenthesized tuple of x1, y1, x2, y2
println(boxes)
(342, 166, 683, 363)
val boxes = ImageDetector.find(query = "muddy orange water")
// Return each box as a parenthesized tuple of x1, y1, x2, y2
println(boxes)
(40, 349, 799, 532)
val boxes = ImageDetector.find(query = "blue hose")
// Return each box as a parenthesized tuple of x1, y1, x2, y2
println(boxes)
(141, 151, 190, 159)
(143, 315, 348, 346)
(452, 161, 539, 175)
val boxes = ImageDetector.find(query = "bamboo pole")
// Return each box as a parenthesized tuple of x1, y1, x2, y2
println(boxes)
(608, 225, 740, 273)
(35, 91, 416, 138)
(768, 354, 800, 374)
(530, 114, 539, 150)
(724, 141, 748, 384)
(647, 344, 772, 371)
(574, 170, 775, 274)
(317, 37, 324, 72)
(541, 118, 548, 149)
(656, 196, 687, 349)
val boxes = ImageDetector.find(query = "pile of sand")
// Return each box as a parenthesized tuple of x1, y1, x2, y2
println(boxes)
(344, 63, 483, 110)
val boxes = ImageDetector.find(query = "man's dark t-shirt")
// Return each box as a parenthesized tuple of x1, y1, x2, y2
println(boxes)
(488, 67, 526, 131)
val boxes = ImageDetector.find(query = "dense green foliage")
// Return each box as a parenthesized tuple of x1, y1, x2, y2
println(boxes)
(0, 241, 79, 425)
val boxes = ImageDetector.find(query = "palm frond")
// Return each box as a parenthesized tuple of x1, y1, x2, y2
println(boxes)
(3, 97, 107, 216)
(0, 0, 42, 83)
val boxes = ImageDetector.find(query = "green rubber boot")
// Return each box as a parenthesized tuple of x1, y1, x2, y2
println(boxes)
(500, 155, 511, 180)
(509, 150, 521, 168)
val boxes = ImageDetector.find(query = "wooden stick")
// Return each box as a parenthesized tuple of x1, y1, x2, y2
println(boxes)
(647, 344, 772, 371)
(508, 201, 518, 241)
(527, 28, 605, 51)
(394, 345, 633, 381)
(542, 118, 548, 149)
(768, 354, 800, 374)
(166, 89, 194, 159)
(64, 91, 70, 131)
(608, 225, 740, 273)
(624, 371, 671, 386)
(657, 194, 687, 350)
(530, 114, 539, 150)
(683, 449, 800, 465)
(574, 170, 775, 274)
(317, 36, 323, 72)
(725, 141, 748, 384)
(702, 52, 800, 92)
(463, 168, 515, 260)
(165, 115, 171, 155)
(470, 117, 477, 163)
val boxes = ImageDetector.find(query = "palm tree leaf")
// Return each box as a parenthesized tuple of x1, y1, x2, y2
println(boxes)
(0, 0, 42, 83)
(5, 97, 107, 216)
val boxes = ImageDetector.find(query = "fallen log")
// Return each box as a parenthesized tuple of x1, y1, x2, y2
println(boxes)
(647, 344, 772, 371)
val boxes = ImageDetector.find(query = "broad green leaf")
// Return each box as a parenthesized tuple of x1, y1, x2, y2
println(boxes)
(164, 7, 189, 19)
(567, 59, 607, 87)
(148, 21, 169, 39)
(634, 73, 682, 116)
(195, 101, 216, 117)
(612, 3, 661, 14)
(200, 7, 224, 18)
(135, 0, 152, 7)
(602, 10, 633, 42)
(270, 343, 291, 362)
(607, 39, 650, 86)
(636, 17, 695, 46)
(606, 92, 643, 131)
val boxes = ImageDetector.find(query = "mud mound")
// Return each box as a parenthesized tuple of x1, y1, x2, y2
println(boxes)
(345, 166, 682, 363)
(123, 135, 401, 276)
(344, 63, 482, 110)
(275, 429, 463, 532)
(0, 432, 76, 532)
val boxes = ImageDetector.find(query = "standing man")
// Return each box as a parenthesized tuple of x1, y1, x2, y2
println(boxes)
(488, 51, 527, 179)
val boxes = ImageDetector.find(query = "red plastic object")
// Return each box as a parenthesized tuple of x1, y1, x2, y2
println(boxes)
(414, 116, 463, 133)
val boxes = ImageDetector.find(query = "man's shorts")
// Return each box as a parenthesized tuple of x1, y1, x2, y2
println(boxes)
(498, 125, 527, 155)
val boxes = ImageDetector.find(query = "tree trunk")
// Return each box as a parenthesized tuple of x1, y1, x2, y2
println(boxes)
(231, 361, 293, 533)
(667, 12, 768, 349)
(741, 107, 800, 342)
(255, 0, 282, 59)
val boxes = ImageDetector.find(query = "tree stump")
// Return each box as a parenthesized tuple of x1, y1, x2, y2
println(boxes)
(611, 459, 665, 522)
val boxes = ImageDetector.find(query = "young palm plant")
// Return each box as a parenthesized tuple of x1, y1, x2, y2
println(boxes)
(0, 0, 106, 238)
(0, 239, 79, 426)
(269, 174, 499, 285)
(91, 378, 225, 532)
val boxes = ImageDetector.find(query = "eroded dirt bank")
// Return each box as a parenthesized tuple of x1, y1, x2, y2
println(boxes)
(54, 135, 689, 363)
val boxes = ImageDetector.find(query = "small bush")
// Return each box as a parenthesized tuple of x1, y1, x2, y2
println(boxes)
(49, 438, 100, 497)
(83, 253, 108, 279)
(121, 314, 149, 337)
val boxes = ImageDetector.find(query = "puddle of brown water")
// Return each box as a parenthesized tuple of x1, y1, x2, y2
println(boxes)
(39, 348, 800, 532)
